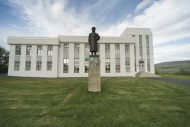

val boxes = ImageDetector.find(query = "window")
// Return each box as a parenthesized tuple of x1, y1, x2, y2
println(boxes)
(139, 35, 142, 45)
(85, 44, 89, 53)
(64, 44, 69, 53)
(47, 45, 53, 56)
(115, 44, 120, 54)
(146, 35, 149, 45)
(74, 44, 79, 53)
(74, 58, 79, 73)
(140, 46, 143, 58)
(125, 58, 130, 72)
(47, 61, 52, 71)
(15, 45, 21, 55)
(63, 59, 69, 73)
(85, 58, 89, 73)
(125, 45, 129, 53)
(25, 61, 31, 71)
(147, 59, 150, 72)
(115, 58, 120, 73)
(26, 45, 32, 55)
(36, 61, 42, 71)
(105, 58, 110, 73)
(134, 45, 136, 57)
(134, 59, 136, 72)
(37, 45, 42, 56)
(105, 44, 110, 53)
(14, 61, 20, 71)
(132, 35, 135, 37)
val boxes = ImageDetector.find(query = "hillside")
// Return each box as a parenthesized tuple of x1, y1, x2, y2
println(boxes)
(155, 60, 190, 69)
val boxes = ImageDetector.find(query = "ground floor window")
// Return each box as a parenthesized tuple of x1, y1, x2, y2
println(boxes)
(14, 61, 20, 71)
(85, 58, 89, 73)
(25, 61, 31, 71)
(125, 58, 130, 72)
(47, 61, 52, 71)
(36, 61, 42, 71)
(63, 59, 69, 73)
(74, 58, 79, 73)
(105, 58, 110, 73)
(115, 58, 120, 73)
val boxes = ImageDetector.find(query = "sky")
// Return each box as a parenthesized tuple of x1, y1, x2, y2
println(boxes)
(0, 0, 190, 64)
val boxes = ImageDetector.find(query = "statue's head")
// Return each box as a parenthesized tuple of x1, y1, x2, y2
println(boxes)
(92, 27, 96, 32)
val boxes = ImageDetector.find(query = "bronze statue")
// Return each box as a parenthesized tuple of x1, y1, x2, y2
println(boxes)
(88, 27, 100, 55)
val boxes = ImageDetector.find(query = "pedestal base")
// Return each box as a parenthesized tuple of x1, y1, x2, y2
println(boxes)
(88, 55, 101, 92)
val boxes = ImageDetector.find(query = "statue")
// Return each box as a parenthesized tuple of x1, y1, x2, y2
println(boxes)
(88, 27, 100, 55)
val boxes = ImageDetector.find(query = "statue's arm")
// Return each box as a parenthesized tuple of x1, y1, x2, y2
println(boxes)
(88, 33, 91, 44)
(97, 34, 100, 41)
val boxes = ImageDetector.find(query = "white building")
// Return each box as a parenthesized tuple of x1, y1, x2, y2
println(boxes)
(7, 28, 154, 78)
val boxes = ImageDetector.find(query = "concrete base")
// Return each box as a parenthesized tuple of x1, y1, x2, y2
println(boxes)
(88, 55, 101, 92)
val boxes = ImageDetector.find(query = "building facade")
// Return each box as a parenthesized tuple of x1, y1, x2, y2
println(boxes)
(7, 28, 155, 78)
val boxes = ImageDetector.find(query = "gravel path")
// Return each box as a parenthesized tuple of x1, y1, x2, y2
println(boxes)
(147, 77, 190, 86)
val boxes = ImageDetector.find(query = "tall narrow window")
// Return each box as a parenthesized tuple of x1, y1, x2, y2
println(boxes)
(47, 61, 52, 71)
(140, 46, 143, 58)
(26, 45, 32, 55)
(85, 58, 89, 73)
(115, 44, 120, 54)
(37, 45, 42, 56)
(147, 59, 150, 72)
(64, 44, 69, 54)
(85, 44, 89, 53)
(105, 58, 110, 73)
(105, 44, 110, 53)
(74, 44, 79, 53)
(125, 58, 130, 72)
(14, 61, 20, 71)
(25, 61, 31, 71)
(146, 35, 149, 45)
(63, 59, 69, 73)
(74, 58, 79, 73)
(115, 58, 120, 73)
(15, 45, 21, 55)
(125, 45, 129, 53)
(36, 61, 42, 71)
(139, 35, 142, 45)
(47, 45, 53, 56)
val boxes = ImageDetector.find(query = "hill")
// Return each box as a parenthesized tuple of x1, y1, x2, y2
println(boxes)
(155, 60, 190, 69)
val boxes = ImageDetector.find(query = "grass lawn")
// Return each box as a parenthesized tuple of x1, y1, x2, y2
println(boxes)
(0, 77, 190, 127)
(160, 74, 190, 81)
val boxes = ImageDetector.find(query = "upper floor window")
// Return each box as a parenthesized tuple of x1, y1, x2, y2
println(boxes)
(47, 45, 53, 56)
(146, 35, 149, 45)
(64, 44, 69, 54)
(26, 45, 32, 55)
(125, 45, 129, 53)
(74, 44, 79, 53)
(139, 35, 142, 45)
(132, 35, 135, 37)
(115, 44, 120, 54)
(105, 44, 110, 53)
(15, 45, 21, 55)
(37, 45, 42, 56)
(85, 44, 89, 53)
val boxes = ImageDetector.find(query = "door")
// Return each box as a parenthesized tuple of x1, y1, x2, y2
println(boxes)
(139, 61, 144, 72)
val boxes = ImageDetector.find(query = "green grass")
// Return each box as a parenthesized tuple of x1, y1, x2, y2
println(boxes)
(160, 74, 190, 81)
(0, 77, 190, 127)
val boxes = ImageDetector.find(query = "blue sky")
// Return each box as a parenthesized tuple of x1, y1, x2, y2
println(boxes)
(0, 0, 190, 63)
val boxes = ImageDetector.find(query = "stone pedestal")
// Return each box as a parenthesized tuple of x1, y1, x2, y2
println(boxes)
(88, 55, 101, 92)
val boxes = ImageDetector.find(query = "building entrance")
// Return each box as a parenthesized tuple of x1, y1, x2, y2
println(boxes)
(139, 61, 144, 72)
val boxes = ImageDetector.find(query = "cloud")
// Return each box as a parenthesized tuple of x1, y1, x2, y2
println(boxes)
(134, 0, 154, 13)
(154, 44, 190, 63)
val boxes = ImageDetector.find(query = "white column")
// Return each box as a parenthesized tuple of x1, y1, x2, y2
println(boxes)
(80, 43, 85, 74)
(149, 34, 155, 74)
(130, 44, 135, 76)
(136, 35, 140, 72)
(110, 44, 115, 75)
(20, 45, 26, 72)
(142, 35, 147, 72)
(100, 43, 105, 76)
(69, 43, 74, 74)
(53, 45, 58, 77)
(120, 44, 125, 75)
(59, 43, 63, 77)
(8, 45, 15, 75)
(31, 45, 37, 73)
(42, 45, 47, 71)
